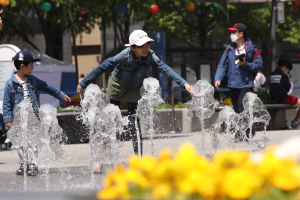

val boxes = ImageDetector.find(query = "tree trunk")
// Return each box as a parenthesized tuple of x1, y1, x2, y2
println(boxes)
(124, 12, 130, 44)
(261, 41, 269, 82)
(199, 29, 207, 47)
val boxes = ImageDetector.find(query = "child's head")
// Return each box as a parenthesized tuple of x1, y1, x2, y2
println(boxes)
(13, 51, 41, 70)
(125, 30, 154, 59)
(278, 60, 293, 73)
(12, 51, 41, 75)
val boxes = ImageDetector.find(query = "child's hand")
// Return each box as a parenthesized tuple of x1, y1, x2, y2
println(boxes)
(5, 121, 12, 129)
(0, 17, 2, 29)
(77, 84, 85, 95)
(184, 83, 198, 94)
(64, 95, 71, 102)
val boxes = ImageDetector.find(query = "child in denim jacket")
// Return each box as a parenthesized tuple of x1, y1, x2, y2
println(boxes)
(3, 50, 71, 176)
(77, 30, 193, 172)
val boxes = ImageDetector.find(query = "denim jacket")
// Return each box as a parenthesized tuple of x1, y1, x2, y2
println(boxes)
(79, 47, 187, 88)
(3, 72, 66, 123)
(214, 39, 263, 89)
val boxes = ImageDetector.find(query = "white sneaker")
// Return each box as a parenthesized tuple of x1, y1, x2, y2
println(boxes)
(291, 120, 300, 129)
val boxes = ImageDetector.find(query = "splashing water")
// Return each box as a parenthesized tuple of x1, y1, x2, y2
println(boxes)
(6, 100, 40, 191)
(184, 80, 216, 155)
(240, 92, 271, 151)
(95, 104, 127, 167)
(80, 84, 109, 188)
(38, 104, 64, 191)
(209, 106, 239, 150)
(137, 78, 164, 156)
(210, 92, 271, 152)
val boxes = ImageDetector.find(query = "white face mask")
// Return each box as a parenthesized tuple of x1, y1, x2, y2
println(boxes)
(230, 33, 240, 43)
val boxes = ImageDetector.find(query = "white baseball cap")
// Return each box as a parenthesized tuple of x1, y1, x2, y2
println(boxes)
(125, 30, 154, 47)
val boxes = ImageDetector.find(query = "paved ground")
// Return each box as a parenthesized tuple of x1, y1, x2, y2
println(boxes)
(0, 128, 300, 199)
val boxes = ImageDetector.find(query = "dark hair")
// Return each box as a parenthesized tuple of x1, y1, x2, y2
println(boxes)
(131, 42, 151, 49)
(277, 60, 293, 71)
(14, 60, 30, 70)
(238, 30, 247, 41)
(80, 73, 85, 78)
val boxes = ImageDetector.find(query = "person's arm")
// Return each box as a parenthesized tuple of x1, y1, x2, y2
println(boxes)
(281, 74, 292, 94)
(214, 48, 229, 88)
(36, 77, 70, 101)
(287, 81, 293, 95)
(239, 54, 263, 72)
(79, 56, 120, 90)
(150, 52, 187, 88)
(3, 83, 13, 124)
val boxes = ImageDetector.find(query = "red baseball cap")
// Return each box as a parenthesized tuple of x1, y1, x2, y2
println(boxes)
(228, 23, 247, 34)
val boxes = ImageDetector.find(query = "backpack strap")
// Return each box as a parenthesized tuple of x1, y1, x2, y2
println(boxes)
(252, 50, 261, 79)
(223, 48, 231, 66)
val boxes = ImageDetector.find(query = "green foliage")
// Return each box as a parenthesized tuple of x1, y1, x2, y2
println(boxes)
(276, 2, 300, 44)
(154, 102, 185, 109)
(253, 86, 269, 104)
(140, 0, 228, 47)
(1, 0, 103, 55)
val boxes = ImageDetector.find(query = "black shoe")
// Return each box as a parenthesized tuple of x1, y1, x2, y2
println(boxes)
(16, 164, 28, 175)
(27, 163, 38, 176)
(234, 132, 243, 143)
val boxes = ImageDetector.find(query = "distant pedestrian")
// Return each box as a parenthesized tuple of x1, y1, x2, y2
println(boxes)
(214, 23, 263, 142)
(79, 73, 85, 83)
(270, 60, 300, 129)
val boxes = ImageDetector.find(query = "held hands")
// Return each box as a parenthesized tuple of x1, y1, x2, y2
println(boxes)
(5, 121, 12, 129)
(238, 58, 246, 66)
(77, 84, 85, 95)
(214, 80, 221, 89)
(64, 95, 71, 102)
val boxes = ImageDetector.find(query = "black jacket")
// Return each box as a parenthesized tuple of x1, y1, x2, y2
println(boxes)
(270, 68, 291, 101)
(0, 30, 2, 43)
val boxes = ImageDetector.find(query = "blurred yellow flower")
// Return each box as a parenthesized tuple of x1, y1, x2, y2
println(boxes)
(97, 143, 300, 200)
(223, 98, 232, 106)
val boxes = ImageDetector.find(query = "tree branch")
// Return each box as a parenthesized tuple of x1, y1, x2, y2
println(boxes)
(11, 25, 40, 51)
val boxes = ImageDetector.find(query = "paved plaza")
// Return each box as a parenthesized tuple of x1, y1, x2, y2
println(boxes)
(0, 128, 300, 199)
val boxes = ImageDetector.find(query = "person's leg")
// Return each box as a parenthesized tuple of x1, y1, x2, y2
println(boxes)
(16, 146, 27, 175)
(238, 88, 256, 139)
(27, 144, 38, 176)
(229, 88, 239, 113)
(127, 102, 143, 155)
(293, 99, 300, 122)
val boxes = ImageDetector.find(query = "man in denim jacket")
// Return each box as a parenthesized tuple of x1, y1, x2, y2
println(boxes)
(3, 50, 71, 176)
(214, 23, 263, 142)
(77, 30, 192, 169)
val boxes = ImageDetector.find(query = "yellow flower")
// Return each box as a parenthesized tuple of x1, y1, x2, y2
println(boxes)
(129, 154, 157, 175)
(97, 187, 119, 200)
(213, 150, 251, 170)
(123, 169, 149, 189)
(152, 182, 172, 199)
(221, 168, 262, 200)
(158, 148, 173, 161)
(223, 98, 232, 105)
